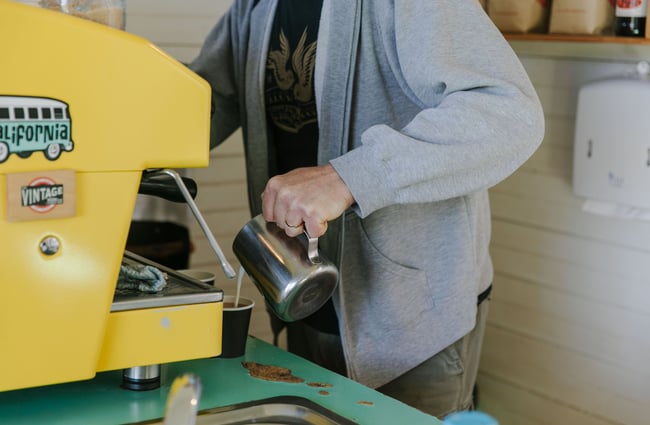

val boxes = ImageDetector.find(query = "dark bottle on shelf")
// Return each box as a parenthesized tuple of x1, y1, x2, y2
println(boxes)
(616, 0, 648, 37)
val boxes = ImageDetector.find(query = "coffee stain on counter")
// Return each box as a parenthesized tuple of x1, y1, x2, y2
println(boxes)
(241, 361, 304, 383)
(307, 382, 332, 388)
(241, 362, 341, 399)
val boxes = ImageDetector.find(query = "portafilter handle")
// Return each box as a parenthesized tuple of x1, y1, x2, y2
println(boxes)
(142, 168, 236, 280)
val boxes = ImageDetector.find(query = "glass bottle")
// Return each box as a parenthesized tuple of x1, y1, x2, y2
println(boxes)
(38, 0, 126, 30)
(615, 0, 648, 37)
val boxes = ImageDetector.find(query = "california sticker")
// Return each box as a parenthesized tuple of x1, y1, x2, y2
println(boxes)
(6, 170, 76, 221)
(0, 95, 75, 163)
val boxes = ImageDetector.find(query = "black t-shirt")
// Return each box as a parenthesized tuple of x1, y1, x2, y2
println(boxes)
(265, 0, 321, 174)
(265, 0, 339, 334)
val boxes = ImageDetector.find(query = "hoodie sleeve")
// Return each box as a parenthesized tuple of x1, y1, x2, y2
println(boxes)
(189, 0, 255, 149)
(330, 0, 545, 217)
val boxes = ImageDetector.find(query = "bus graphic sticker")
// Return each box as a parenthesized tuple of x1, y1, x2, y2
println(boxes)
(0, 95, 75, 163)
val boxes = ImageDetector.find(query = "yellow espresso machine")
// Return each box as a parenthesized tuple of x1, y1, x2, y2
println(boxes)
(0, 0, 228, 392)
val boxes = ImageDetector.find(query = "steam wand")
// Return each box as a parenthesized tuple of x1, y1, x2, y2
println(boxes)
(144, 168, 236, 280)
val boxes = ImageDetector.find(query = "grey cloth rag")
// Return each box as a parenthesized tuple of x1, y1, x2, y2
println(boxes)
(117, 264, 167, 293)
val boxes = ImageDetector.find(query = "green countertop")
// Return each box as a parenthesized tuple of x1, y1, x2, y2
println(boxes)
(0, 337, 442, 425)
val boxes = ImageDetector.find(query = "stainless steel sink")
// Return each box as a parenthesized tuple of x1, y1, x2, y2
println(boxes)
(136, 396, 358, 425)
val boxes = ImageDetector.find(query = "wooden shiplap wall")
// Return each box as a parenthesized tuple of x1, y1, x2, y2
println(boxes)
(481, 56, 650, 425)
(125, 2, 650, 423)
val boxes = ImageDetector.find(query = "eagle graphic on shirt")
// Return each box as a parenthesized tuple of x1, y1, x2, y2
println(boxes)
(266, 28, 317, 133)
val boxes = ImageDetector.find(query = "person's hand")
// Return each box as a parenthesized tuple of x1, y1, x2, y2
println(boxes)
(261, 164, 355, 238)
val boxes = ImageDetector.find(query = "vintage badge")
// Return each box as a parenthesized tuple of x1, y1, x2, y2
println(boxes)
(5, 169, 76, 221)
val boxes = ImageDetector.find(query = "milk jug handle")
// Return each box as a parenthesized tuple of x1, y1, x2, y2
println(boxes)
(305, 232, 322, 265)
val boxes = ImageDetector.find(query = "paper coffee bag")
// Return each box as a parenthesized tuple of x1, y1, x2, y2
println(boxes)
(549, 0, 616, 35)
(488, 0, 550, 33)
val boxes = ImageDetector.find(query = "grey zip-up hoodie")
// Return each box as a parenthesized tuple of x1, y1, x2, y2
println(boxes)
(191, 0, 544, 389)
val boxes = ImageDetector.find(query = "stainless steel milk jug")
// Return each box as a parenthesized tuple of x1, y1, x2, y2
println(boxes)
(232, 214, 339, 322)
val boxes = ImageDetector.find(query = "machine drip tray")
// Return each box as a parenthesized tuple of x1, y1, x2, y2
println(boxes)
(111, 251, 223, 312)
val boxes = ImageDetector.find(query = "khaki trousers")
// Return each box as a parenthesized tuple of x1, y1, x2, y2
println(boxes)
(284, 299, 490, 419)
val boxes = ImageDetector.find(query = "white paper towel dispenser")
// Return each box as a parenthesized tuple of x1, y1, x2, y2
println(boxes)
(573, 72, 650, 210)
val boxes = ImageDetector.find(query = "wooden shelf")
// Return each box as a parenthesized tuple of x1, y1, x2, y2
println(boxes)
(503, 33, 650, 45)
(503, 33, 650, 62)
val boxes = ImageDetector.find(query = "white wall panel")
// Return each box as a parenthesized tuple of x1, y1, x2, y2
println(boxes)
(482, 55, 650, 425)
(126, 15, 218, 44)
(482, 325, 647, 425)
(491, 245, 650, 316)
(478, 374, 615, 425)
(126, 0, 232, 16)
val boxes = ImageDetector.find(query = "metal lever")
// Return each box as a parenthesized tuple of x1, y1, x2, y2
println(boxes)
(139, 171, 198, 203)
(148, 169, 236, 279)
